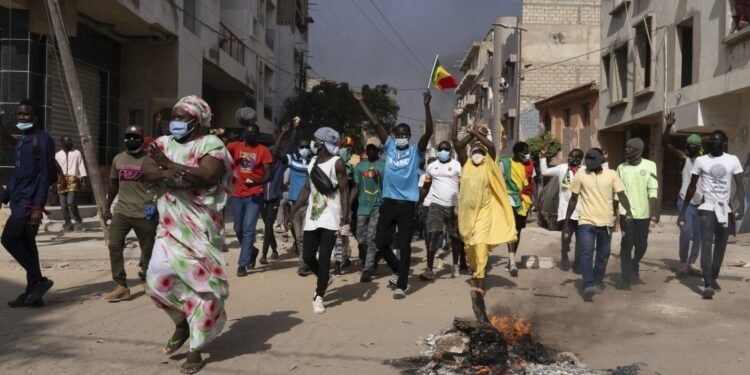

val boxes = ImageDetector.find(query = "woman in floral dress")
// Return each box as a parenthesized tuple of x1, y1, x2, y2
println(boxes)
(142, 95, 232, 374)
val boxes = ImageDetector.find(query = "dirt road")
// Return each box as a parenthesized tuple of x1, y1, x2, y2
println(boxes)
(0, 221, 748, 374)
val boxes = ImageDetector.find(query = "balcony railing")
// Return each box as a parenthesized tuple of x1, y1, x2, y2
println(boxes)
(219, 23, 245, 65)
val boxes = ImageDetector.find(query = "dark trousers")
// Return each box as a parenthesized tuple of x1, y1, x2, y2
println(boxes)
(2, 213, 42, 291)
(262, 198, 281, 256)
(303, 228, 337, 297)
(59, 191, 82, 224)
(561, 220, 581, 270)
(699, 210, 730, 287)
(619, 217, 650, 285)
(375, 199, 416, 290)
(108, 213, 157, 288)
(578, 225, 612, 288)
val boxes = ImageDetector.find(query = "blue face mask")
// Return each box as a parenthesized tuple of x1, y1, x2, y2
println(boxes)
(298, 148, 311, 159)
(169, 120, 194, 140)
(437, 150, 451, 162)
(16, 122, 33, 131)
(394, 138, 409, 148)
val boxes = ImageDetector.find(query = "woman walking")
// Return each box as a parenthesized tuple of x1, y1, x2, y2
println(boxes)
(142, 95, 232, 374)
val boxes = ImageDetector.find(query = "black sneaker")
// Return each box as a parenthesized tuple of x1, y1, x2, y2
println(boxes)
(419, 269, 435, 282)
(237, 266, 248, 277)
(342, 258, 352, 268)
(297, 266, 311, 277)
(360, 270, 373, 283)
(26, 278, 54, 305)
(62, 223, 74, 232)
(269, 252, 280, 261)
(711, 280, 722, 292)
(259, 256, 268, 265)
(332, 261, 342, 276)
(8, 293, 29, 308)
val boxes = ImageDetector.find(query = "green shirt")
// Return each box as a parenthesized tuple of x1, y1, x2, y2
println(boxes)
(616, 159, 658, 219)
(354, 160, 385, 216)
(111, 151, 154, 219)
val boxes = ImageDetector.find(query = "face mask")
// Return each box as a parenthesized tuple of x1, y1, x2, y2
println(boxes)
(310, 142, 320, 155)
(438, 150, 451, 162)
(472, 153, 485, 165)
(686, 144, 700, 157)
(170, 120, 194, 140)
(340, 148, 352, 163)
(707, 139, 723, 156)
(395, 138, 409, 149)
(298, 148, 311, 158)
(521, 153, 531, 162)
(124, 138, 143, 152)
(16, 122, 33, 131)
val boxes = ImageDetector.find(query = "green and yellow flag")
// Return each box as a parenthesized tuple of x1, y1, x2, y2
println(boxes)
(430, 56, 458, 91)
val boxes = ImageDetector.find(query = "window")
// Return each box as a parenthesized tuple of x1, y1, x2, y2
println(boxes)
(613, 45, 628, 102)
(245, 90, 256, 110)
(564, 108, 572, 128)
(183, 0, 197, 34)
(677, 20, 694, 88)
(602, 54, 611, 92)
(582, 103, 591, 127)
(543, 113, 552, 133)
(634, 17, 653, 92)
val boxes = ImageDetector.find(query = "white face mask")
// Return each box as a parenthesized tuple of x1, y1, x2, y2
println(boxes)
(472, 153, 485, 165)
(394, 138, 409, 148)
(521, 153, 531, 162)
(310, 141, 320, 155)
(16, 122, 33, 131)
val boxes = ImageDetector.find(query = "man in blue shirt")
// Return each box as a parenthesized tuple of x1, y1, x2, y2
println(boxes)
(354, 90, 433, 299)
(1, 99, 56, 308)
(274, 118, 314, 276)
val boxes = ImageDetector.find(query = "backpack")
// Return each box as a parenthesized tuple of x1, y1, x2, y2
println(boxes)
(32, 131, 59, 188)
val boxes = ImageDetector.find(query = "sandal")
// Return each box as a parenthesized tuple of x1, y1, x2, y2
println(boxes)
(180, 360, 205, 374)
(163, 334, 189, 355)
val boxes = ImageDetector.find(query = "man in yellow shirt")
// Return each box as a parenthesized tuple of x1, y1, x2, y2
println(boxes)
(564, 148, 633, 301)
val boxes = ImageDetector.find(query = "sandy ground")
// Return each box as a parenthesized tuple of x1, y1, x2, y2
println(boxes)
(1, 215, 749, 375)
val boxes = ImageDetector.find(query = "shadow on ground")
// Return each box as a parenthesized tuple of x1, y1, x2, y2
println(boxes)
(206, 310, 303, 363)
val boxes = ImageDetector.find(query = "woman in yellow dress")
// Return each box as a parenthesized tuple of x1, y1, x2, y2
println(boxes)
(452, 112, 517, 323)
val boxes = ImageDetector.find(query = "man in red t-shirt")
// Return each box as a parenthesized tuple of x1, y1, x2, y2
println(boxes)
(227, 120, 272, 277)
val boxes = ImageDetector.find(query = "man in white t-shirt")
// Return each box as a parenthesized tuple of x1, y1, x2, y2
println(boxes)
(679, 130, 745, 300)
(540, 147, 584, 272)
(418, 141, 466, 280)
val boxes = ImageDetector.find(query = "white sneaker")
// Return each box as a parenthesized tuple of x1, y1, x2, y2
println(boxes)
(452, 265, 460, 278)
(312, 294, 325, 314)
(388, 274, 398, 287)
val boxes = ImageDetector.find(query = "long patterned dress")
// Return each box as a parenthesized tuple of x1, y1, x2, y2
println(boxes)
(146, 134, 233, 351)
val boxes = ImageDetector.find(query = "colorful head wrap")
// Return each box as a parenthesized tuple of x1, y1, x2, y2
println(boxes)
(314, 127, 340, 155)
(687, 134, 702, 144)
(174, 95, 212, 128)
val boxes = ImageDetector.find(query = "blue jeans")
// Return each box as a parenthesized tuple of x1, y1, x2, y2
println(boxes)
(233, 195, 264, 267)
(676, 198, 701, 264)
(577, 224, 612, 288)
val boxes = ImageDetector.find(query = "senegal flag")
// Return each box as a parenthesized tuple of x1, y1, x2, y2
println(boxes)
(430, 56, 458, 91)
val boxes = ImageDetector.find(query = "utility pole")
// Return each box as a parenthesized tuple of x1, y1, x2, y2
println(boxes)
(46, 0, 109, 242)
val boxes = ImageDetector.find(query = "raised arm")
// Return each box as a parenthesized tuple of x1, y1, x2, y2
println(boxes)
(353, 91, 388, 144)
(272, 123, 292, 160)
(335, 159, 350, 225)
(663, 111, 686, 161)
(467, 128, 495, 160)
(451, 109, 472, 165)
(418, 91, 433, 153)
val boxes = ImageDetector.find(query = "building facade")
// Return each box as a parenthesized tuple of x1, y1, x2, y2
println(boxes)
(0, 0, 309, 185)
(492, 0, 601, 147)
(599, 0, 750, 212)
(455, 30, 495, 146)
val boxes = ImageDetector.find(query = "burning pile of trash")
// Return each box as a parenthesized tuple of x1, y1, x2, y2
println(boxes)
(387, 316, 645, 375)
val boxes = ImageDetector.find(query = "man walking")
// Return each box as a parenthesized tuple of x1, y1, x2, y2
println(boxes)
(56, 135, 88, 232)
(259, 122, 295, 265)
(1, 99, 56, 307)
(616, 138, 659, 289)
(419, 138, 464, 281)
(564, 148, 633, 301)
(354, 90, 433, 299)
(679, 130, 745, 299)
(500, 141, 537, 277)
(227, 108, 272, 277)
(352, 139, 385, 282)
(102, 126, 156, 302)
(540, 147, 584, 272)
(663, 112, 703, 275)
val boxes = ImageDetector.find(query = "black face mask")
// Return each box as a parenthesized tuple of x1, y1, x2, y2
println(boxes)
(707, 139, 723, 156)
(366, 149, 379, 161)
(63, 142, 73, 151)
(245, 134, 258, 145)
(686, 144, 701, 157)
(125, 138, 143, 152)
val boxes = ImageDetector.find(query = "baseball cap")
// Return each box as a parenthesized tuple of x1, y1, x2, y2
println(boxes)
(125, 126, 143, 136)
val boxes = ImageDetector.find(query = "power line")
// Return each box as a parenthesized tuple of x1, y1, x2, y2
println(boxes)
(347, 0, 426, 78)
(367, 0, 430, 74)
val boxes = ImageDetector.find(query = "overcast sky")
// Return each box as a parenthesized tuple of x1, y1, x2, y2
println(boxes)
(308, 0, 522, 128)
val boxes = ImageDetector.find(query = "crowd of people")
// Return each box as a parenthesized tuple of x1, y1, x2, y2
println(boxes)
(0, 95, 746, 373)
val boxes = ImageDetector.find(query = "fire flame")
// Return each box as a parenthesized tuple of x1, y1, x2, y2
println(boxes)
(490, 315, 532, 345)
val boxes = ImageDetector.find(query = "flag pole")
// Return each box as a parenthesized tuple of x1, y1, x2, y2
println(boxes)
(427, 54, 439, 91)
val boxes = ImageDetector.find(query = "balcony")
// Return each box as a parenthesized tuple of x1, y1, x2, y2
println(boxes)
(455, 69, 479, 95)
(219, 23, 245, 65)
(459, 94, 477, 110)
